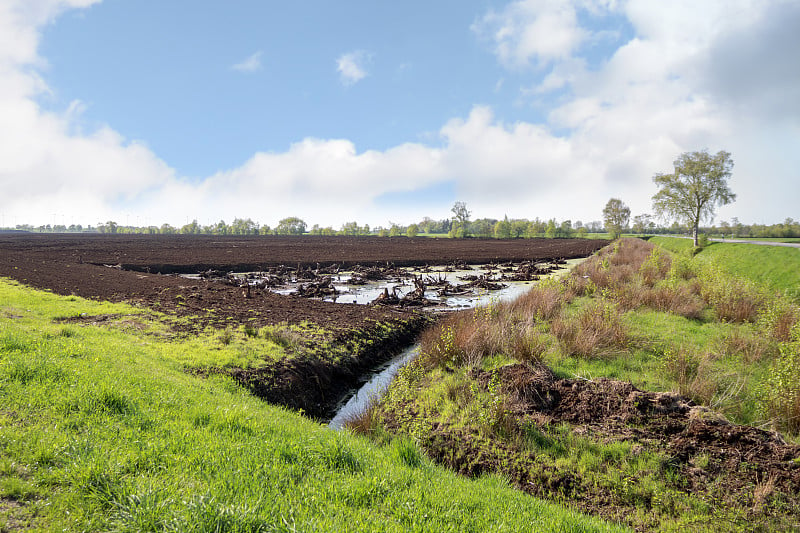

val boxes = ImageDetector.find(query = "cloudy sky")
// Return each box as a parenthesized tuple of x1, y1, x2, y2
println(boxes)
(1, 0, 798, 229)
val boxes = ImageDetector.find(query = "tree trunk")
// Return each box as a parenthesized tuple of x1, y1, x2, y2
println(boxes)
(693, 225, 698, 246)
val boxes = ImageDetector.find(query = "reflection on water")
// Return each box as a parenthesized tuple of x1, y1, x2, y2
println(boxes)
(328, 344, 419, 430)
(268, 260, 584, 309)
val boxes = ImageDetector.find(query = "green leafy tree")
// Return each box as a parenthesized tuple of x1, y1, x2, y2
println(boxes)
(419, 217, 434, 234)
(559, 219, 573, 238)
(449, 201, 471, 238)
(406, 224, 419, 238)
(652, 150, 735, 246)
(545, 219, 557, 239)
(494, 217, 512, 239)
(180, 220, 200, 234)
(602, 198, 630, 239)
(231, 217, 258, 235)
(340, 221, 360, 236)
(510, 219, 528, 238)
(275, 217, 306, 235)
(213, 220, 229, 235)
(98, 220, 118, 234)
(631, 214, 652, 234)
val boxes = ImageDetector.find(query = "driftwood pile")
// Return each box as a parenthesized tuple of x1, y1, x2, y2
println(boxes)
(371, 278, 432, 307)
(294, 277, 337, 298)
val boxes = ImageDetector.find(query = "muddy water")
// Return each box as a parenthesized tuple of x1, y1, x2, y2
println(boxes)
(328, 258, 585, 429)
(271, 265, 547, 309)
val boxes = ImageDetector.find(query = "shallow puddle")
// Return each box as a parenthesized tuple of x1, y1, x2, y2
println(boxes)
(220, 259, 584, 310)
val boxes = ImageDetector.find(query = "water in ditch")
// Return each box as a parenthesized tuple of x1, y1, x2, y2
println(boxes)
(328, 344, 419, 430)
(327, 258, 585, 429)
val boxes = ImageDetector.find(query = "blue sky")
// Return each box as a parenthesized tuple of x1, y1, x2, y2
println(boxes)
(40, 2, 505, 176)
(1, 0, 798, 229)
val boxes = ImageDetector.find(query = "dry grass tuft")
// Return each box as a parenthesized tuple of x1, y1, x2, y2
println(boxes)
(639, 284, 705, 319)
(639, 247, 672, 287)
(700, 270, 766, 323)
(771, 308, 799, 342)
(752, 475, 777, 513)
(661, 347, 719, 405)
(508, 282, 567, 322)
(419, 312, 469, 368)
(758, 302, 800, 342)
(342, 403, 382, 436)
(551, 300, 628, 358)
(419, 300, 553, 369)
(714, 330, 777, 364)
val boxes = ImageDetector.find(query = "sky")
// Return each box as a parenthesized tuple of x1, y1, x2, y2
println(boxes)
(0, 0, 798, 230)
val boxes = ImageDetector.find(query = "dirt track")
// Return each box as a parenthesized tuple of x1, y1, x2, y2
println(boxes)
(0, 234, 607, 331)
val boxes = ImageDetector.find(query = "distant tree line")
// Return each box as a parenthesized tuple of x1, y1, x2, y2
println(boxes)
(8, 198, 797, 240)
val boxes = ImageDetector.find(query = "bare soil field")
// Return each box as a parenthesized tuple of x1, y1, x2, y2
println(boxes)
(0, 234, 606, 330)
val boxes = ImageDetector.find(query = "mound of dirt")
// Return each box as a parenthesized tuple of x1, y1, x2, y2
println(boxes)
(461, 363, 800, 525)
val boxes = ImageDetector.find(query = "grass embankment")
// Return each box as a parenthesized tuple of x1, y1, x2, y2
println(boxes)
(651, 236, 800, 302)
(356, 238, 800, 531)
(0, 279, 624, 532)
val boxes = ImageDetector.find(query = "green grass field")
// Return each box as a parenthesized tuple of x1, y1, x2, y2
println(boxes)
(651, 236, 800, 301)
(0, 278, 625, 532)
(720, 237, 800, 243)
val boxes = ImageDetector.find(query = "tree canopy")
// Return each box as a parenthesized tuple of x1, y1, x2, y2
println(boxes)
(652, 150, 735, 246)
(275, 217, 307, 235)
(449, 201, 471, 238)
(602, 198, 630, 239)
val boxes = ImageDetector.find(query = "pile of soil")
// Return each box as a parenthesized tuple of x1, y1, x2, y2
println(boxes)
(406, 363, 800, 529)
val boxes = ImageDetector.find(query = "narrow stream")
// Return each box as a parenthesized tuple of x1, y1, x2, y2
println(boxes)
(328, 258, 585, 429)
(328, 344, 420, 430)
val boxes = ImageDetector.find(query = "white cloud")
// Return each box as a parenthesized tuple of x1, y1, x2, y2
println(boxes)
(231, 51, 262, 73)
(470, 0, 799, 223)
(0, 0, 176, 227)
(472, 0, 588, 68)
(0, 0, 798, 230)
(336, 50, 369, 85)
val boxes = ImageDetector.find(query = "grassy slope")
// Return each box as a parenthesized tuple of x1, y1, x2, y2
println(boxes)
(651, 236, 800, 300)
(0, 279, 624, 532)
(369, 238, 800, 531)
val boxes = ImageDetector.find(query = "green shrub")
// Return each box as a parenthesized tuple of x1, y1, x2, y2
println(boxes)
(760, 325, 800, 433)
(700, 267, 765, 323)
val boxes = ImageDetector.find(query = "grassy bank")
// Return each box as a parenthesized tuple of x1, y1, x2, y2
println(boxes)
(650, 236, 800, 302)
(0, 278, 624, 532)
(359, 238, 800, 531)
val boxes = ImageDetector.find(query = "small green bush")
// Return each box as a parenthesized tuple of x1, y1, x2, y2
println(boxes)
(760, 325, 800, 433)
